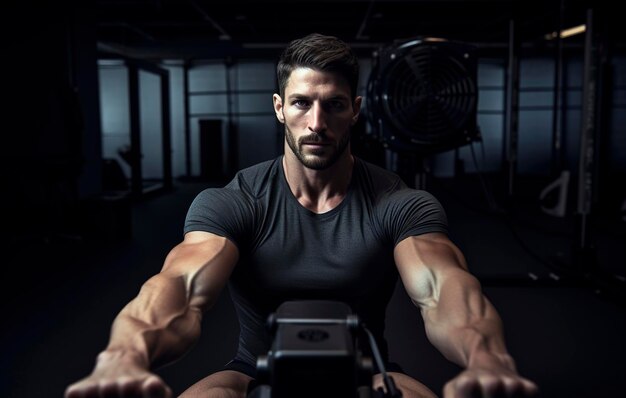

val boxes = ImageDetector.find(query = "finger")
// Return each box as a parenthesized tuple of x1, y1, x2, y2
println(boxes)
(521, 378, 539, 396)
(503, 377, 539, 397)
(65, 384, 81, 398)
(66, 379, 91, 398)
(501, 377, 525, 398)
(100, 381, 122, 398)
(477, 375, 505, 398)
(66, 381, 97, 398)
(506, 375, 542, 398)
(444, 376, 481, 398)
(443, 379, 456, 398)
(142, 375, 171, 398)
(487, 376, 539, 398)
(119, 378, 146, 398)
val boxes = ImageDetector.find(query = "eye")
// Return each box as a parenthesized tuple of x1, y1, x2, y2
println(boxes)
(292, 99, 310, 108)
(326, 100, 347, 111)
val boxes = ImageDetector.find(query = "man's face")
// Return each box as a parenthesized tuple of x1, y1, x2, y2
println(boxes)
(273, 67, 362, 170)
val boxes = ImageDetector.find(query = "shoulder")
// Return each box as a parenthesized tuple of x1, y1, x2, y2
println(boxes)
(381, 187, 448, 240)
(187, 187, 253, 219)
(353, 157, 406, 197)
(380, 187, 445, 214)
(226, 157, 282, 198)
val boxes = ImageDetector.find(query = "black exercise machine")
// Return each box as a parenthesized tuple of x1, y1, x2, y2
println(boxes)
(247, 300, 402, 398)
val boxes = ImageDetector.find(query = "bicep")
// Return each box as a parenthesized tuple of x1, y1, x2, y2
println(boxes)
(393, 232, 470, 309)
(160, 231, 239, 312)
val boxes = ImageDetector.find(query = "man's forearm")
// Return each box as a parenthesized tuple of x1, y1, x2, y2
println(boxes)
(422, 269, 515, 372)
(103, 274, 202, 369)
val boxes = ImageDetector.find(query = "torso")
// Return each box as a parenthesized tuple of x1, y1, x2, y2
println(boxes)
(184, 156, 448, 367)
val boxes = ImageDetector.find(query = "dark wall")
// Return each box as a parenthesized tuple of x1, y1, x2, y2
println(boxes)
(5, 1, 101, 245)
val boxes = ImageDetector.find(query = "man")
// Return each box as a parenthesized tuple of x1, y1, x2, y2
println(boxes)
(65, 33, 537, 398)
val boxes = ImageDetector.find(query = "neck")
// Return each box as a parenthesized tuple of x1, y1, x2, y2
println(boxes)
(282, 151, 354, 214)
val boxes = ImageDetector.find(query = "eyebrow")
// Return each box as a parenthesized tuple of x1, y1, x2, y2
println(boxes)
(287, 93, 350, 102)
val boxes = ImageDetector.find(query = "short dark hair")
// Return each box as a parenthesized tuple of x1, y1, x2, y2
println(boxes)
(277, 33, 360, 100)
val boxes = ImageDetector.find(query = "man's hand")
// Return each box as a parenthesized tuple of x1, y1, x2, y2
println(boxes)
(65, 350, 172, 398)
(443, 351, 538, 398)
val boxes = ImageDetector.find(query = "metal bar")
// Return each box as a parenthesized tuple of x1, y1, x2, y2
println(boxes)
(576, 8, 596, 250)
(551, 0, 565, 174)
(504, 19, 520, 198)
(161, 70, 172, 191)
(127, 64, 142, 198)
(184, 61, 191, 177)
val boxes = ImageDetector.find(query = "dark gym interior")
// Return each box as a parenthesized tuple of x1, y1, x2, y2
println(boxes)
(2, 1, 625, 397)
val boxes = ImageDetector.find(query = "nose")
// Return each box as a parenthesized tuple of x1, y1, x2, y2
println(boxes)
(308, 102, 327, 134)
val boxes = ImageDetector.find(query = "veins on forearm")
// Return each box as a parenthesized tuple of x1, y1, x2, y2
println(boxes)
(106, 275, 202, 368)
(422, 272, 508, 368)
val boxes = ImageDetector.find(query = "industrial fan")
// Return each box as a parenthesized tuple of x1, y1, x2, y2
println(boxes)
(366, 37, 480, 155)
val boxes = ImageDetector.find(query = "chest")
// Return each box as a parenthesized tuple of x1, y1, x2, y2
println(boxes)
(238, 190, 395, 298)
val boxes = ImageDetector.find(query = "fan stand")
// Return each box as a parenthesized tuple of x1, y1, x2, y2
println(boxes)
(396, 152, 429, 190)
(414, 160, 428, 191)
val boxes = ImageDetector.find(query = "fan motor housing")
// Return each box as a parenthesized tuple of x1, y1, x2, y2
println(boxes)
(367, 37, 480, 155)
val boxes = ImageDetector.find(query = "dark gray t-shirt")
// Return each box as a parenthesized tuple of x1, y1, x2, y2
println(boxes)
(184, 156, 448, 367)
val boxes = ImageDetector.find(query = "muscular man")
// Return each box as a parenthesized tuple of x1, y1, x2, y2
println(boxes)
(65, 33, 537, 398)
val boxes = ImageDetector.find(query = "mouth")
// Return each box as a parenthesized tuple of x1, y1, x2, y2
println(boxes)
(301, 142, 332, 152)
(301, 137, 332, 145)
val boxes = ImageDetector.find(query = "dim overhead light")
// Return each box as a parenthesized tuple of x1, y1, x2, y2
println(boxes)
(544, 24, 586, 40)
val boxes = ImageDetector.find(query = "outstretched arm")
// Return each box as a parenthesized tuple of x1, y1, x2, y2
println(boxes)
(65, 231, 238, 398)
(394, 232, 537, 398)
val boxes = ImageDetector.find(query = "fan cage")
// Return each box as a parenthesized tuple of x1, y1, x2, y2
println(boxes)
(367, 38, 479, 154)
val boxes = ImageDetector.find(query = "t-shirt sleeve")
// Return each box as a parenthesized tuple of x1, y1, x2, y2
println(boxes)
(183, 188, 254, 248)
(378, 189, 449, 246)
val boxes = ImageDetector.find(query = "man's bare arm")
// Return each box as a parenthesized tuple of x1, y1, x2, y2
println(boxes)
(394, 232, 537, 397)
(65, 231, 238, 398)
